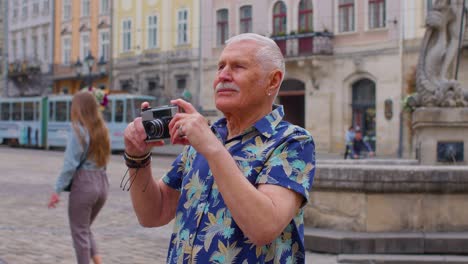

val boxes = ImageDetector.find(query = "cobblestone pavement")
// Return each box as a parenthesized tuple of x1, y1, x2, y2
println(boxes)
(0, 146, 338, 264)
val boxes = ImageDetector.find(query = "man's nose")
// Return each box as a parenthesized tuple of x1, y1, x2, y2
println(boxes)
(218, 66, 232, 81)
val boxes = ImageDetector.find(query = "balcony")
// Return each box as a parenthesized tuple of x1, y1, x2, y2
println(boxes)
(8, 60, 42, 82)
(270, 31, 334, 57)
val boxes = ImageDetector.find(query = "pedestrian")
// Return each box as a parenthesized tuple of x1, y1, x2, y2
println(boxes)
(344, 125, 355, 159)
(123, 33, 316, 263)
(351, 129, 375, 159)
(48, 90, 111, 264)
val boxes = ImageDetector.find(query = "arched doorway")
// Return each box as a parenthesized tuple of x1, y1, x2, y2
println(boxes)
(352, 78, 376, 150)
(278, 79, 305, 128)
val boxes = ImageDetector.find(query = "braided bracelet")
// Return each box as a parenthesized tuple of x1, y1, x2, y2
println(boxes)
(124, 152, 152, 168)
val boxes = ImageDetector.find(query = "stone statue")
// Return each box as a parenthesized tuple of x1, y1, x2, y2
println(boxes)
(413, 0, 468, 107)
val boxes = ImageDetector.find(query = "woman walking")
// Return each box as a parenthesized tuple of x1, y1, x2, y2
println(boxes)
(48, 90, 110, 264)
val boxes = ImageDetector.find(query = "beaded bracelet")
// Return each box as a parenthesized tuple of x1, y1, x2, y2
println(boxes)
(124, 152, 152, 168)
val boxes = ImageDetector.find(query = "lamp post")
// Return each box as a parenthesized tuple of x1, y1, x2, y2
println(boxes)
(74, 53, 95, 89)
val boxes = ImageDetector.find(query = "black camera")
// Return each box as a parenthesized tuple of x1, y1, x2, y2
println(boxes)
(141, 105, 179, 142)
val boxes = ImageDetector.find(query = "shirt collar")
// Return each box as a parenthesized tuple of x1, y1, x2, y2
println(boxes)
(211, 104, 285, 140)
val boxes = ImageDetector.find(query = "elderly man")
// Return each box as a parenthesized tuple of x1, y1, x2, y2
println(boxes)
(123, 33, 315, 263)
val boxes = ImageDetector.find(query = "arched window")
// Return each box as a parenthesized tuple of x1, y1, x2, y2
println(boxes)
(216, 9, 229, 45)
(273, 1, 287, 35)
(352, 79, 376, 150)
(239, 5, 252, 33)
(299, 0, 313, 32)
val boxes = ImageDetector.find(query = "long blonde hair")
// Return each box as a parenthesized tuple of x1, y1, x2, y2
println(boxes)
(71, 91, 110, 167)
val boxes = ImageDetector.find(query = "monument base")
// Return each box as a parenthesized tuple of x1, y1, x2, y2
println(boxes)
(412, 107, 468, 165)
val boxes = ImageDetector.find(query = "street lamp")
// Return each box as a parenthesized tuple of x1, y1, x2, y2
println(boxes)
(74, 53, 95, 89)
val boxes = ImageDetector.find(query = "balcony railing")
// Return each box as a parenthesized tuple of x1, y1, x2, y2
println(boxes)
(270, 31, 334, 57)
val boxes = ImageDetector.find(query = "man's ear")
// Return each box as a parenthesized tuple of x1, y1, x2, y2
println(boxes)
(266, 70, 283, 96)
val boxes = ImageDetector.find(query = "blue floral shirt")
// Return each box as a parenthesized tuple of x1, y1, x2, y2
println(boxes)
(162, 105, 315, 263)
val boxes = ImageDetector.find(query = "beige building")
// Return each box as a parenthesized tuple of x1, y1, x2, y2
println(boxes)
(199, 0, 468, 157)
(112, 0, 202, 107)
(53, 0, 112, 94)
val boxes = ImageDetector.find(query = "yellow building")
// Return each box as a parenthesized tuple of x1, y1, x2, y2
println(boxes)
(53, 0, 111, 94)
(112, 0, 201, 106)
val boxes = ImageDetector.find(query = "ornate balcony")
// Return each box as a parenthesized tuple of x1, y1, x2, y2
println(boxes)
(270, 31, 334, 57)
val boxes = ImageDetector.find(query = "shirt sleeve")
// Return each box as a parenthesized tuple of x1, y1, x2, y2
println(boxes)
(54, 129, 85, 193)
(255, 131, 316, 208)
(162, 146, 190, 191)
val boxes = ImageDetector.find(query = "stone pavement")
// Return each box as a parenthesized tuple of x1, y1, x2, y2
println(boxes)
(0, 146, 339, 264)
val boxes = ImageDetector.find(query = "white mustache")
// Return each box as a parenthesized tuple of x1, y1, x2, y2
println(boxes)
(215, 82, 240, 92)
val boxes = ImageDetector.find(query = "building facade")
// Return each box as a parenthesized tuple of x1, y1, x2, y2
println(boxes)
(6, 0, 54, 97)
(112, 0, 201, 107)
(53, 0, 111, 94)
(199, 0, 468, 157)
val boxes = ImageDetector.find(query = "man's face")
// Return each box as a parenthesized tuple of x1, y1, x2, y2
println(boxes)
(213, 40, 270, 114)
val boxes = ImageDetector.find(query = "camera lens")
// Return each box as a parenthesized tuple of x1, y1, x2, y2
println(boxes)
(144, 119, 165, 138)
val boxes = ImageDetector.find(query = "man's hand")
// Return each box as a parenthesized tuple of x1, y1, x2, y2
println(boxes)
(168, 99, 219, 156)
(124, 102, 164, 157)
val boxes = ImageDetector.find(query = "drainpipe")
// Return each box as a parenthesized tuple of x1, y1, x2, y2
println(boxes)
(455, 0, 466, 80)
(50, 0, 55, 95)
(397, 0, 405, 158)
(4, 0, 9, 97)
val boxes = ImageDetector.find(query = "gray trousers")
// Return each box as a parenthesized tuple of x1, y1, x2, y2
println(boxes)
(68, 169, 108, 264)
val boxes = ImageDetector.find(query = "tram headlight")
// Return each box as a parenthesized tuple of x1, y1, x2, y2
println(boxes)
(141, 105, 179, 142)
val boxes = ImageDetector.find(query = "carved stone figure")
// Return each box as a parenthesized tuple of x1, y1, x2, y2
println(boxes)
(414, 0, 468, 107)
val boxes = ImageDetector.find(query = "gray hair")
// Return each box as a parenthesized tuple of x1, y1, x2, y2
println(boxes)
(225, 33, 285, 84)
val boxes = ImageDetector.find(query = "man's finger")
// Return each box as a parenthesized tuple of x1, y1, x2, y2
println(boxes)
(171, 99, 196, 114)
(141, 101, 150, 110)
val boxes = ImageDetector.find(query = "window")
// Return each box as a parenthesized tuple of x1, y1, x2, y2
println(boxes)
(122, 20, 132, 52)
(42, 0, 50, 15)
(369, 0, 385, 29)
(62, 36, 71, 65)
(99, 30, 110, 61)
(115, 100, 124, 123)
(100, 0, 109, 14)
(339, 0, 355, 32)
(42, 33, 48, 62)
(273, 1, 287, 35)
(1, 103, 10, 121)
(12, 39, 17, 60)
(63, 0, 71, 20)
(148, 15, 158, 49)
(24, 102, 34, 121)
(32, 35, 38, 58)
(217, 9, 229, 45)
(299, 0, 313, 32)
(13, 1, 19, 20)
(426, 0, 433, 14)
(239, 5, 252, 33)
(80, 33, 90, 60)
(32, 0, 39, 16)
(13, 102, 21, 121)
(22, 37, 27, 59)
(177, 9, 188, 45)
(22, 0, 28, 18)
(82, 0, 90, 17)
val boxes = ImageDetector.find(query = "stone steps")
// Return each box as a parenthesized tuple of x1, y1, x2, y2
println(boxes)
(305, 228, 468, 255)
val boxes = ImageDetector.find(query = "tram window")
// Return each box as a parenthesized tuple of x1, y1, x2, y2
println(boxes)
(1, 103, 10, 120)
(13, 102, 22, 121)
(115, 100, 124, 123)
(24, 102, 34, 121)
(102, 101, 112, 122)
(56, 101, 68, 122)
(49, 102, 55, 121)
(34, 102, 40, 120)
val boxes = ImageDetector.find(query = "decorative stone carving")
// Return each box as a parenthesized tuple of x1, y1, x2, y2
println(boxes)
(413, 0, 468, 107)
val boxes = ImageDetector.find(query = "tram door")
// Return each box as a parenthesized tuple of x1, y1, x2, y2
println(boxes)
(352, 79, 376, 151)
(278, 79, 305, 128)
